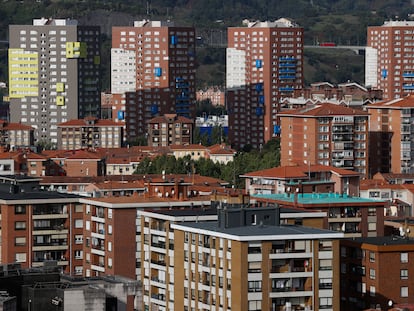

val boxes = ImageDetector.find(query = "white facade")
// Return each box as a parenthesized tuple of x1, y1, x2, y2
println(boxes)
(365, 46, 378, 88)
(111, 49, 136, 94)
(226, 48, 246, 89)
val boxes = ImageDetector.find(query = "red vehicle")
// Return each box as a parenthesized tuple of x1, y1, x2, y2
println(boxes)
(319, 42, 336, 47)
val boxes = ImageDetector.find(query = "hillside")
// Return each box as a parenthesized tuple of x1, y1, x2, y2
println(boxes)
(0, 0, 412, 88)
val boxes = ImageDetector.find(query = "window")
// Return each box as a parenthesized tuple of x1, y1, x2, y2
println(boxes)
(248, 281, 262, 292)
(15, 253, 27, 263)
(75, 266, 83, 275)
(341, 247, 347, 257)
(370, 286, 376, 297)
(15, 205, 26, 214)
(15, 221, 26, 230)
(248, 262, 261, 273)
(369, 268, 376, 280)
(369, 252, 375, 262)
(401, 252, 408, 263)
(74, 219, 83, 228)
(320, 297, 332, 308)
(320, 278, 332, 289)
(74, 250, 83, 259)
(401, 286, 408, 297)
(319, 259, 332, 270)
(251, 214, 257, 225)
(75, 235, 83, 244)
(15, 237, 26, 246)
(75, 204, 83, 213)
(249, 301, 262, 311)
(401, 269, 408, 280)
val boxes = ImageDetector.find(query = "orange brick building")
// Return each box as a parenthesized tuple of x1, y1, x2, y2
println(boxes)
(279, 103, 369, 176)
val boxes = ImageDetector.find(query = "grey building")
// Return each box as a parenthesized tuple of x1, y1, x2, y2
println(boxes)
(9, 18, 101, 147)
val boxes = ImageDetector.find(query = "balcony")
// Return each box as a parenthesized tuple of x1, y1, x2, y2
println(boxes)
(279, 69, 296, 73)
(279, 57, 297, 62)
(278, 63, 296, 68)
(279, 87, 294, 92)
(150, 259, 166, 267)
(403, 84, 414, 90)
(279, 75, 296, 80)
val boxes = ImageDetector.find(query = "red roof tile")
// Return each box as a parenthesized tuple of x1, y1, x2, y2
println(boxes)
(367, 94, 414, 109)
(58, 118, 122, 127)
(241, 164, 360, 179)
(278, 102, 369, 117)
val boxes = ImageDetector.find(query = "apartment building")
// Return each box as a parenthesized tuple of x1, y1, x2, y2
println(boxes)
(138, 207, 219, 311)
(253, 192, 387, 238)
(282, 82, 383, 109)
(279, 103, 369, 176)
(367, 95, 414, 175)
(139, 191, 344, 311)
(241, 164, 361, 196)
(0, 263, 140, 311)
(9, 18, 101, 146)
(0, 120, 34, 151)
(226, 18, 304, 149)
(147, 114, 193, 147)
(168, 205, 343, 311)
(0, 182, 82, 275)
(196, 86, 225, 106)
(366, 20, 414, 100)
(111, 20, 196, 143)
(57, 117, 123, 150)
(360, 179, 413, 217)
(78, 178, 213, 281)
(341, 237, 414, 310)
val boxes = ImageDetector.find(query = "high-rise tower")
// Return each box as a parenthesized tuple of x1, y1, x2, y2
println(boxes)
(226, 18, 304, 149)
(9, 18, 101, 146)
(366, 21, 414, 100)
(111, 20, 196, 143)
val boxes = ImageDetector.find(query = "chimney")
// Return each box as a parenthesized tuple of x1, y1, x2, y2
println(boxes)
(294, 188, 299, 207)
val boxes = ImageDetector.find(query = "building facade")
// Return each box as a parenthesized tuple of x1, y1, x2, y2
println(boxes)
(341, 237, 414, 311)
(226, 18, 304, 149)
(147, 114, 193, 147)
(254, 192, 387, 239)
(0, 121, 34, 151)
(168, 205, 343, 311)
(241, 164, 361, 197)
(0, 188, 82, 275)
(279, 103, 369, 176)
(111, 20, 196, 143)
(367, 95, 414, 175)
(366, 21, 414, 100)
(9, 18, 101, 146)
(57, 117, 123, 150)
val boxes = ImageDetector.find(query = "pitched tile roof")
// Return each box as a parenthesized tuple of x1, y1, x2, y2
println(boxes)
(241, 164, 360, 179)
(367, 94, 414, 108)
(58, 118, 122, 127)
(278, 102, 369, 117)
(148, 114, 193, 124)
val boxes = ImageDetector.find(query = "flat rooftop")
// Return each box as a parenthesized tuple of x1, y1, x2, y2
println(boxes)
(253, 192, 385, 205)
(0, 190, 80, 202)
(172, 221, 343, 241)
(348, 236, 414, 246)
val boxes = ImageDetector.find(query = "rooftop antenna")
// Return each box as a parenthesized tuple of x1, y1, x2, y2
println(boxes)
(146, 1, 151, 17)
